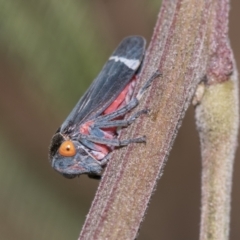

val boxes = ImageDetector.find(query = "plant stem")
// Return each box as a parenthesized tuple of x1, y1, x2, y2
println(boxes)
(79, 0, 238, 239)
(195, 1, 239, 239)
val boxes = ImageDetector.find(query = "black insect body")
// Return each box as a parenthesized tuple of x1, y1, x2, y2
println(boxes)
(49, 36, 160, 179)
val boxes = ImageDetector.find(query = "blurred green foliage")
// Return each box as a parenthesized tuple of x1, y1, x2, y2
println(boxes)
(0, 0, 109, 239)
(0, 0, 107, 108)
(0, 136, 82, 239)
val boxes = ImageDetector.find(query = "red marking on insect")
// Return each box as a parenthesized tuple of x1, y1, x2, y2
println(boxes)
(80, 120, 93, 135)
(104, 77, 136, 115)
(94, 144, 110, 158)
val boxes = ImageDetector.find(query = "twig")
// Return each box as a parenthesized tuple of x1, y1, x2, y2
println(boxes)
(195, 1, 239, 240)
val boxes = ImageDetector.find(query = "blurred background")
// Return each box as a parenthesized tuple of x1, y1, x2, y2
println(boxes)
(0, 0, 239, 239)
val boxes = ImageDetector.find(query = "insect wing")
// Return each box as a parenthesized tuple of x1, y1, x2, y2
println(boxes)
(60, 36, 146, 133)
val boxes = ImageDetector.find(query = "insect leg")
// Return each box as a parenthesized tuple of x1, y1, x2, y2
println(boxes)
(96, 98, 139, 122)
(94, 109, 148, 128)
(136, 70, 161, 100)
(98, 153, 111, 166)
(118, 136, 146, 145)
(96, 70, 161, 122)
(79, 134, 146, 147)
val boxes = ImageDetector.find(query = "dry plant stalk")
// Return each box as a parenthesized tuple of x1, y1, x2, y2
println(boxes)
(79, 0, 238, 239)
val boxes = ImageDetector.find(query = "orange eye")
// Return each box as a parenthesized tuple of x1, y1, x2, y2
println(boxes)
(59, 141, 76, 157)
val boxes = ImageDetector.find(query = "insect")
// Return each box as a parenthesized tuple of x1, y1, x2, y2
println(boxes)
(49, 36, 160, 179)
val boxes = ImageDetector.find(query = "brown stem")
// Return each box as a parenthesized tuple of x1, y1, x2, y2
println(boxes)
(79, 0, 238, 239)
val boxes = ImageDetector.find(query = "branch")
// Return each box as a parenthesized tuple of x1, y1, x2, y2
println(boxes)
(194, 1, 239, 240)
(79, 0, 238, 239)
